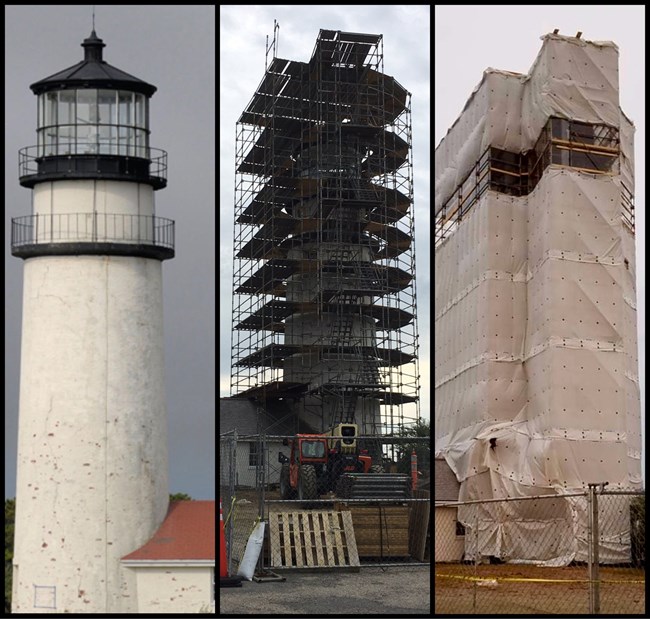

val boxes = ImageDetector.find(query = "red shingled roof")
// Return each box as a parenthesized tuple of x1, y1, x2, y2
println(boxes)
(122, 500, 215, 561)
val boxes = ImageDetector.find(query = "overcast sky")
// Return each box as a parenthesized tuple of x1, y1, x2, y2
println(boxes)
(4, 5, 216, 499)
(435, 5, 646, 479)
(219, 6, 431, 423)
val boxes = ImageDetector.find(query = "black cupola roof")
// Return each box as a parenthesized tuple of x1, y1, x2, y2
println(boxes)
(30, 30, 156, 97)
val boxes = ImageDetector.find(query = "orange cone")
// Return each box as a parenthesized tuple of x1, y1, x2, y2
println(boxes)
(220, 497, 242, 587)
(411, 450, 418, 491)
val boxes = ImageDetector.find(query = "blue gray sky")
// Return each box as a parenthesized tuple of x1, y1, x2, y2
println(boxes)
(4, 5, 216, 499)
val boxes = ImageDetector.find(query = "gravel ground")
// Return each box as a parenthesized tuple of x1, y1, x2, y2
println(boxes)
(219, 566, 430, 615)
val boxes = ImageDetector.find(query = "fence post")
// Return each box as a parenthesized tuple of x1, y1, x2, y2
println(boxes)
(472, 506, 479, 613)
(256, 434, 266, 575)
(587, 485, 594, 614)
(593, 486, 600, 614)
(228, 430, 237, 576)
(588, 482, 605, 614)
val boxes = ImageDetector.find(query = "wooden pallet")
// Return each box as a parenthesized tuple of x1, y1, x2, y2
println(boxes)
(269, 511, 360, 571)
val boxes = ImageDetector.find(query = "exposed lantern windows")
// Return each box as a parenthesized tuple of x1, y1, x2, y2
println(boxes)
(435, 117, 631, 248)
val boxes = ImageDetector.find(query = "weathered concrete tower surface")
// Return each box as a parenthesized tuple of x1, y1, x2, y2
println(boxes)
(11, 30, 174, 613)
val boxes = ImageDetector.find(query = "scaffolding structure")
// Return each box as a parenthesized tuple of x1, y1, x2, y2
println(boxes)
(230, 28, 419, 437)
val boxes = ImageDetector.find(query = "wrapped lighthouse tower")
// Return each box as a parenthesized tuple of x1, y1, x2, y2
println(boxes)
(11, 30, 174, 613)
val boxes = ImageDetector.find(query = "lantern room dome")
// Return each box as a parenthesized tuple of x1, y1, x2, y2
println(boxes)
(30, 30, 156, 97)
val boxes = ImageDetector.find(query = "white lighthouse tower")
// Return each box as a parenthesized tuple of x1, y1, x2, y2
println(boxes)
(11, 30, 173, 613)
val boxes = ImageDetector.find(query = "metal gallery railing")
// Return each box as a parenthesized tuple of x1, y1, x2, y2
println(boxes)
(18, 145, 168, 181)
(11, 213, 175, 252)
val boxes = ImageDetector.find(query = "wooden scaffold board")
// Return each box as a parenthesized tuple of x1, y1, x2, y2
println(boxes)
(335, 503, 411, 557)
(408, 489, 430, 561)
(269, 510, 360, 571)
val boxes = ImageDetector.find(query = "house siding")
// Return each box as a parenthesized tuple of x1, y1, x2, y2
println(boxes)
(128, 565, 213, 613)
(434, 507, 464, 563)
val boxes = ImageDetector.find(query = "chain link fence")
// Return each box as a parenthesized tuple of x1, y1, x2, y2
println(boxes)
(435, 488, 645, 614)
(220, 434, 430, 576)
(219, 430, 237, 576)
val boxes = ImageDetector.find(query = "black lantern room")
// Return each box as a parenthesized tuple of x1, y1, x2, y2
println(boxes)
(19, 30, 167, 190)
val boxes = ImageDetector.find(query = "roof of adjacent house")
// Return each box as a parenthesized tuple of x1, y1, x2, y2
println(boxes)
(435, 457, 460, 502)
(122, 500, 215, 561)
(220, 397, 259, 434)
(220, 397, 298, 435)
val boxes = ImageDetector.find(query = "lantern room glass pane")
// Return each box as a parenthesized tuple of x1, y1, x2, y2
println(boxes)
(117, 126, 127, 155)
(39, 93, 58, 155)
(135, 129, 148, 158)
(102, 124, 119, 155)
(135, 94, 146, 129)
(98, 89, 116, 126)
(77, 90, 97, 125)
(37, 95, 44, 156)
(38, 94, 44, 129)
(43, 129, 55, 156)
(57, 90, 76, 126)
(118, 126, 135, 156)
(76, 124, 92, 154)
(118, 91, 134, 126)
(45, 92, 57, 127)
(57, 124, 75, 155)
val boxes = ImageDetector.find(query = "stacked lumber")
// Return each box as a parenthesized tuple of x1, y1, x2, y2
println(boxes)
(336, 473, 411, 499)
(337, 504, 410, 557)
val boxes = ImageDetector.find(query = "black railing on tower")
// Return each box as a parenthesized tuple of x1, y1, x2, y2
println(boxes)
(11, 213, 175, 252)
(18, 145, 168, 190)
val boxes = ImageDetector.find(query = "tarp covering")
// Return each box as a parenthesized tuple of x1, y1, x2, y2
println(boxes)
(435, 34, 640, 565)
(435, 33, 631, 216)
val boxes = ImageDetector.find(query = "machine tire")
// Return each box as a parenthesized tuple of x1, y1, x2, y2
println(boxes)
(370, 464, 384, 474)
(298, 464, 319, 501)
(280, 463, 295, 500)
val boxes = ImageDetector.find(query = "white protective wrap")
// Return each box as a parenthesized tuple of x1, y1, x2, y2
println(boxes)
(435, 34, 640, 565)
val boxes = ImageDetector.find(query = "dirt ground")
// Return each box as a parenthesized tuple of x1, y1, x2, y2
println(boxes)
(435, 563, 645, 615)
(220, 565, 430, 615)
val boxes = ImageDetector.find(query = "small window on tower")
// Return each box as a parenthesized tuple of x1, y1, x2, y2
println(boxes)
(456, 521, 466, 537)
(33, 585, 56, 610)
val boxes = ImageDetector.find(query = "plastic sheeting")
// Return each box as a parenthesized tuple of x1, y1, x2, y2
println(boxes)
(435, 34, 640, 565)
(435, 33, 632, 216)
